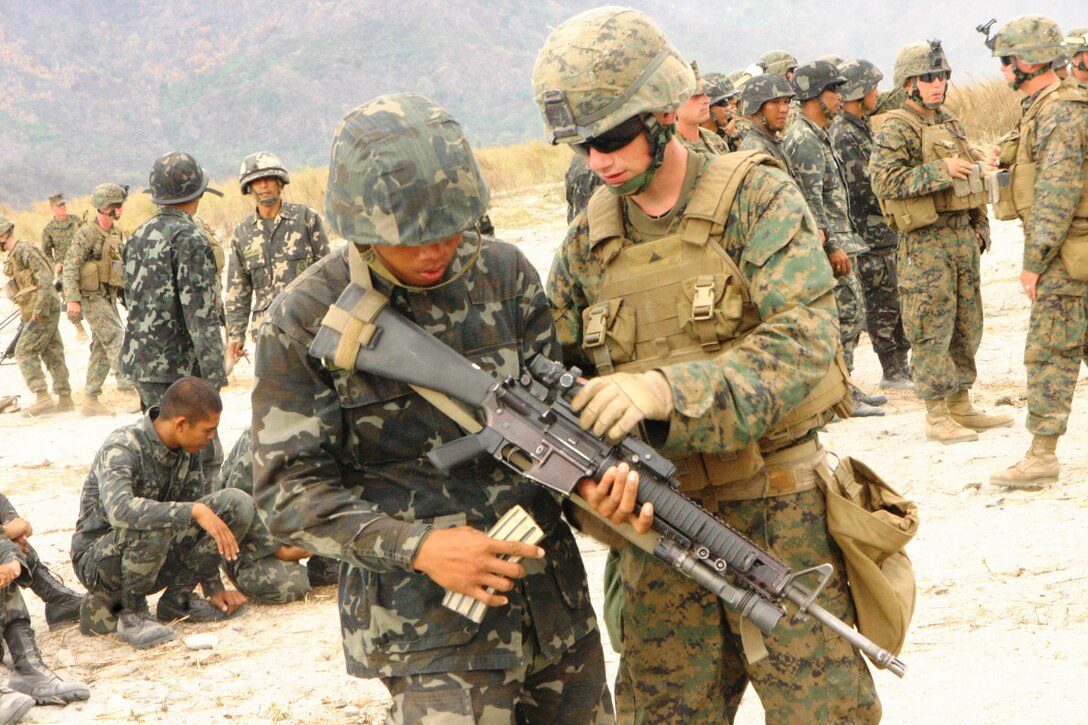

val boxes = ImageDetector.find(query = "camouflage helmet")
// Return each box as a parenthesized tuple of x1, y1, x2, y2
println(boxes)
(239, 151, 291, 194)
(91, 183, 128, 210)
(893, 40, 951, 88)
(790, 60, 847, 101)
(325, 93, 489, 247)
(728, 67, 755, 89)
(48, 193, 66, 206)
(991, 15, 1065, 64)
(532, 7, 695, 144)
(147, 152, 223, 205)
(702, 72, 737, 105)
(819, 54, 847, 68)
(0, 215, 12, 237)
(738, 74, 796, 115)
(1067, 27, 1088, 55)
(757, 50, 798, 76)
(838, 59, 884, 102)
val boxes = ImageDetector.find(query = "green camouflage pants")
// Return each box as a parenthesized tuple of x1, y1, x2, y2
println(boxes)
(82, 292, 130, 396)
(0, 582, 31, 629)
(383, 625, 614, 724)
(896, 226, 981, 399)
(224, 514, 310, 605)
(1024, 263, 1088, 437)
(612, 486, 880, 725)
(136, 380, 224, 484)
(855, 247, 910, 360)
(15, 308, 71, 396)
(73, 488, 254, 623)
(833, 263, 866, 372)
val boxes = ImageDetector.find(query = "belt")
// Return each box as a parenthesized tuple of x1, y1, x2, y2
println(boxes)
(932, 212, 971, 229)
(693, 438, 825, 503)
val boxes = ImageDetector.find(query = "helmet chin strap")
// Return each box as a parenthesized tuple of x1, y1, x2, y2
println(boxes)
(757, 112, 782, 134)
(259, 194, 280, 207)
(909, 79, 945, 110)
(816, 96, 837, 121)
(1007, 59, 1051, 89)
(606, 114, 676, 197)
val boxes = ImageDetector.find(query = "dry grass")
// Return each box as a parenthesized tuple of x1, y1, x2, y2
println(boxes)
(946, 79, 1021, 145)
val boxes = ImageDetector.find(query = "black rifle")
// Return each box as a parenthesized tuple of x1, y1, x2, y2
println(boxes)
(309, 287, 906, 677)
(1, 321, 25, 365)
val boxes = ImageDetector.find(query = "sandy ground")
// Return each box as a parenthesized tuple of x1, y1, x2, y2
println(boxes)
(1, 184, 1087, 724)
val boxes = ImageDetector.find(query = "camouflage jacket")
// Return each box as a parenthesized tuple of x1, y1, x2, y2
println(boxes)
(62, 219, 124, 303)
(251, 238, 596, 678)
(548, 152, 841, 455)
(224, 202, 330, 343)
(1017, 83, 1088, 276)
(40, 215, 83, 267)
(679, 127, 731, 156)
(738, 124, 797, 179)
(195, 217, 226, 324)
(829, 111, 899, 249)
(565, 154, 604, 224)
(0, 492, 16, 525)
(71, 409, 209, 564)
(783, 114, 868, 256)
(120, 208, 226, 387)
(3, 240, 58, 319)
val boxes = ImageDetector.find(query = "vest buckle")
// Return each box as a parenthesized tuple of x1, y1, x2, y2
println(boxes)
(691, 276, 716, 321)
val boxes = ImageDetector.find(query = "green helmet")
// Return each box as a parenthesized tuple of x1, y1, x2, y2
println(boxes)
(0, 215, 13, 237)
(239, 152, 290, 194)
(91, 183, 128, 211)
(1068, 27, 1088, 55)
(819, 54, 846, 68)
(738, 74, 795, 116)
(532, 7, 694, 145)
(838, 59, 884, 102)
(147, 152, 223, 205)
(991, 15, 1065, 64)
(757, 50, 797, 76)
(325, 93, 489, 247)
(790, 60, 846, 101)
(702, 72, 737, 105)
(892, 40, 951, 88)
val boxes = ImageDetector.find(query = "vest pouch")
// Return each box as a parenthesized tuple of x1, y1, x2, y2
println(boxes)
(1059, 219, 1088, 282)
(677, 273, 748, 351)
(3, 278, 17, 302)
(581, 298, 636, 373)
(105, 258, 123, 287)
(880, 196, 937, 233)
(989, 170, 1018, 221)
(79, 260, 100, 292)
(1011, 161, 1036, 217)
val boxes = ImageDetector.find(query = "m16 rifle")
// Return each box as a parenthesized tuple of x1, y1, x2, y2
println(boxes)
(309, 285, 906, 677)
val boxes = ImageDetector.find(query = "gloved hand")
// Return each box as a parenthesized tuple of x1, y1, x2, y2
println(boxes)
(571, 371, 674, 442)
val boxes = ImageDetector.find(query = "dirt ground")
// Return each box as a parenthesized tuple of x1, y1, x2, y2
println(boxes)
(2, 185, 1086, 724)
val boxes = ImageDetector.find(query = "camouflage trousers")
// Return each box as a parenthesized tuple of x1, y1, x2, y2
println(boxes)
(135, 380, 224, 485)
(833, 263, 866, 372)
(224, 514, 309, 605)
(612, 486, 880, 725)
(896, 226, 981, 399)
(73, 488, 254, 624)
(1024, 264, 1088, 437)
(383, 625, 614, 724)
(81, 292, 130, 396)
(855, 247, 910, 363)
(15, 307, 71, 396)
(0, 582, 31, 630)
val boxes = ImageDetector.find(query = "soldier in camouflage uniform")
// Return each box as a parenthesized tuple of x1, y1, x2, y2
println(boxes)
(1068, 28, 1088, 85)
(224, 152, 330, 363)
(870, 40, 1011, 444)
(830, 59, 914, 390)
(251, 94, 611, 724)
(676, 62, 730, 156)
(567, 154, 605, 224)
(120, 152, 227, 484)
(702, 72, 743, 151)
(72, 378, 253, 650)
(985, 16, 1088, 487)
(784, 61, 885, 416)
(737, 74, 798, 176)
(62, 183, 137, 416)
(757, 50, 801, 131)
(535, 8, 879, 723)
(1, 217, 72, 416)
(40, 194, 88, 341)
(213, 428, 310, 603)
(0, 504, 90, 720)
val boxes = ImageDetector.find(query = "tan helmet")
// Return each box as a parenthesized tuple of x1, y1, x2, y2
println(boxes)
(892, 40, 951, 88)
(757, 50, 798, 76)
(91, 183, 128, 211)
(239, 152, 291, 195)
(991, 15, 1066, 64)
(1068, 27, 1088, 55)
(532, 6, 695, 145)
(0, 215, 13, 237)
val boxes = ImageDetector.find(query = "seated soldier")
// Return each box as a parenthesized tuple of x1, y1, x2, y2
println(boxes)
(70, 377, 253, 650)
(213, 428, 311, 604)
(0, 524, 89, 723)
(1, 492, 84, 630)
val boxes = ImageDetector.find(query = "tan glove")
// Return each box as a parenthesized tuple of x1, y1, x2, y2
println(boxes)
(571, 371, 674, 443)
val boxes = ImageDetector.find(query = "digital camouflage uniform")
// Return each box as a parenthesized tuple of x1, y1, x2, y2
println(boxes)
(224, 202, 330, 344)
(2, 240, 71, 398)
(41, 215, 84, 325)
(213, 428, 309, 604)
(62, 220, 131, 396)
(783, 114, 870, 371)
(830, 110, 911, 371)
(679, 126, 731, 156)
(70, 409, 255, 631)
(252, 94, 610, 724)
(567, 154, 605, 224)
(868, 105, 989, 400)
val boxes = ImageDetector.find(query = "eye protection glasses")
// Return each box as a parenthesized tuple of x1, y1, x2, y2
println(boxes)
(573, 116, 645, 157)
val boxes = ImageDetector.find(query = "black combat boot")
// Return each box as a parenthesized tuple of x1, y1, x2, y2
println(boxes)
(156, 583, 233, 624)
(116, 597, 175, 650)
(3, 620, 90, 705)
(307, 555, 340, 587)
(27, 552, 85, 630)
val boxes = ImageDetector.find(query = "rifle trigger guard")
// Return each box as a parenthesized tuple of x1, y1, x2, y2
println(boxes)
(786, 563, 834, 616)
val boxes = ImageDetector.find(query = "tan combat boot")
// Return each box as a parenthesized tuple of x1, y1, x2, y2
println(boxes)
(946, 390, 1013, 430)
(22, 391, 57, 417)
(924, 398, 978, 444)
(990, 435, 1059, 488)
(55, 394, 74, 412)
(81, 395, 111, 417)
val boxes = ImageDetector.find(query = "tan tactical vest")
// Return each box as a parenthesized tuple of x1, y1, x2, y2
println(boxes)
(582, 151, 850, 493)
(877, 109, 987, 232)
(3, 243, 39, 311)
(79, 224, 124, 292)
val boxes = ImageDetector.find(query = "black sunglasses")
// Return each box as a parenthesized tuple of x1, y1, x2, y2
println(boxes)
(917, 70, 950, 83)
(573, 116, 645, 157)
(1000, 56, 1015, 67)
